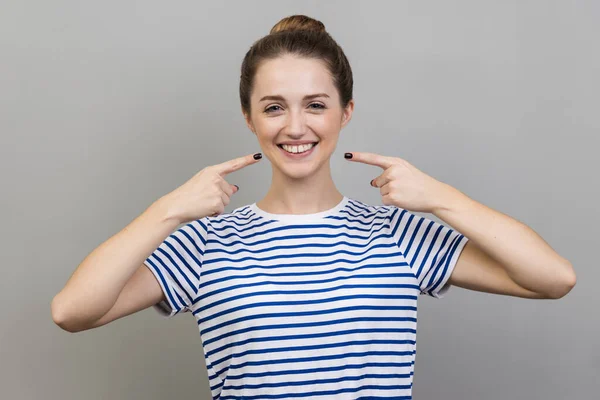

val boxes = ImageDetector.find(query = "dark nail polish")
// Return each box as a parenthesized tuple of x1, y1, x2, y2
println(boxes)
(370, 179, 374, 186)
(344, 152, 353, 159)
(253, 153, 262, 160)
(234, 185, 239, 190)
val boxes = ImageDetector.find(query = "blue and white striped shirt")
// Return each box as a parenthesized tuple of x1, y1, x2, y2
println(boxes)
(144, 195, 468, 400)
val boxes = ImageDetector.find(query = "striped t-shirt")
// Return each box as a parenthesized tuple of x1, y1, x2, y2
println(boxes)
(144, 195, 468, 400)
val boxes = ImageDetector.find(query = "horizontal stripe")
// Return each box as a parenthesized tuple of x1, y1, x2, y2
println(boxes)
(143, 196, 469, 399)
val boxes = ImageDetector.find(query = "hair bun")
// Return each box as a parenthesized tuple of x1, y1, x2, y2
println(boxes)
(270, 14, 326, 34)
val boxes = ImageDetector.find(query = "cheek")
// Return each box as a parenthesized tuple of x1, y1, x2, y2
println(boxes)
(319, 119, 341, 139)
(253, 122, 277, 143)
(322, 112, 344, 129)
(253, 113, 341, 140)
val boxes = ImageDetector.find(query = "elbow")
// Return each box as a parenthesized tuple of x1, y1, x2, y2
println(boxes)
(51, 295, 75, 332)
(51, 295, 87, 333)
(547, 263, 577, 299)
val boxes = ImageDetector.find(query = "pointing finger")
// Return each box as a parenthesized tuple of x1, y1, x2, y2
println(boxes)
(214, 152, 262, 176)
(344, 152, 396, 169)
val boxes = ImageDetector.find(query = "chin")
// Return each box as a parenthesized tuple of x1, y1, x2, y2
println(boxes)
(278, 166, 316, 180)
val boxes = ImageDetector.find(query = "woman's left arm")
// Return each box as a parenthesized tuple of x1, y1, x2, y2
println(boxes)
(433, 183, 576, 299)
(347, 150, 577, 300)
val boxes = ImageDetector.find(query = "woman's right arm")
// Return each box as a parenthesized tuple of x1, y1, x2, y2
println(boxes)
(51, 153, 261, 333)
(50, 196, 182, 333)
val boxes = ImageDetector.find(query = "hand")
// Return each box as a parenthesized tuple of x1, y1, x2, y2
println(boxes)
(345, 152, 449, 213)
(163, 153, 262, 223)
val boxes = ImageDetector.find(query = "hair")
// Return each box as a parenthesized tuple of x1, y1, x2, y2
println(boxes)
(239, 15, 353, 116)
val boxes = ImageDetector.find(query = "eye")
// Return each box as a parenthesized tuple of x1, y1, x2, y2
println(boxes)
(264, 105, 282, 113)
(264, 103, 326, 114)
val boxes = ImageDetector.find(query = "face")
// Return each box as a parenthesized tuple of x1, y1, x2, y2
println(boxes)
(243, 54, 354, 180)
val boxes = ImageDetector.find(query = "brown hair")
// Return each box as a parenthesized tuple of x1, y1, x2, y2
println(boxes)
(239, 15, 353, 116)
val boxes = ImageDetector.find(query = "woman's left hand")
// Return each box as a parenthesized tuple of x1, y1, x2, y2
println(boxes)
(345, 151, 452, 214)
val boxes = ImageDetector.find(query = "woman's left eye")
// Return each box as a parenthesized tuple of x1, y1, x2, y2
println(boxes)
(309, 103, 325, 110)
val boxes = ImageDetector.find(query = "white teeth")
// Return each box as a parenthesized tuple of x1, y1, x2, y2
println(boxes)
(281, 143, 316, 154)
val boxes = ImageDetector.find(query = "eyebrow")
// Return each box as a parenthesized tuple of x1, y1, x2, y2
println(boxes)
(259, 93, 330, 102)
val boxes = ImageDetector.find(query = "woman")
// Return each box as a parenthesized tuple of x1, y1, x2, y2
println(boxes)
(51, 14, 576, 400)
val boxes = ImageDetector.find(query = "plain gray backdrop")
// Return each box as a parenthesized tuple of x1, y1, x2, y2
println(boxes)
(2, 1, 598, 399)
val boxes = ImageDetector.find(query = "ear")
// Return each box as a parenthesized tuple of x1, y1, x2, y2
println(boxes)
(341, 99, 354, 128)
(242, 108, 256, 134)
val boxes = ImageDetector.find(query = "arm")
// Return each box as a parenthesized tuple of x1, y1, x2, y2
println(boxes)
(51, 196, 181, 332)
(435, 184, 576, 299)
(87, 264, 164, 329)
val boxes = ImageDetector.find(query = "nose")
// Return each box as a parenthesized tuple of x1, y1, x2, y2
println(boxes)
(285, 107, 307, 136)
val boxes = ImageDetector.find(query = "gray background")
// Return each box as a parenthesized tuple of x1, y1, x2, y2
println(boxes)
(1, 1, 598, 399)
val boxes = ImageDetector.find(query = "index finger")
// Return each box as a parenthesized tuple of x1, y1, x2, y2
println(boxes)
(214, 152, 262, 176)
(345, 151, 395, 170)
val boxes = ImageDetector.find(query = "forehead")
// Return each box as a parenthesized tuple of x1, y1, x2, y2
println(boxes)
(252, 55, 335, 99)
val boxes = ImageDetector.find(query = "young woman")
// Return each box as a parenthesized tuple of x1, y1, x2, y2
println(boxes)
(52, 14, 576, 400)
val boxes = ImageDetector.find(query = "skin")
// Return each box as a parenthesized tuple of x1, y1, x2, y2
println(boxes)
(243, 54, 354, 214)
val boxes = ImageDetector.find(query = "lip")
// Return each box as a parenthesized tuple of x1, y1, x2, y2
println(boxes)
(277, 141, 319, 145)
(277, 142, 318, 159)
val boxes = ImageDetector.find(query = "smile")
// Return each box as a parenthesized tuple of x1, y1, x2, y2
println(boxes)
(277, 142, 319, 158)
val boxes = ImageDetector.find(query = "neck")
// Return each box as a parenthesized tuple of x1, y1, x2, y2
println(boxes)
(257, 162, 344, 214)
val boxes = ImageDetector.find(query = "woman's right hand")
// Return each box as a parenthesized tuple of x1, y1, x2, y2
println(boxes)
(161, 152, 262, 224)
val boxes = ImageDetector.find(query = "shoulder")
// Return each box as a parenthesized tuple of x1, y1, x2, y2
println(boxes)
(201, 202, 255, 228)
(345, 197, 396, 221)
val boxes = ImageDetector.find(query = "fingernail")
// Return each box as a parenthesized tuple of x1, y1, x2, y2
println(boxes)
(370, 179, 375, 186)
(234, 185, 239, 190)
(253, 153, 262, 160)
(344, 152, 353, 159)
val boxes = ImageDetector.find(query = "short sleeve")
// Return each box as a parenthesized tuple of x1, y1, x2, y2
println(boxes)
(143, 218, 209, 317)
(387, 206, 469, 298)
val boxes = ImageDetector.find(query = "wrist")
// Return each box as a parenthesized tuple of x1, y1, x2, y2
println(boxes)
(150, 195, 184, 226)
(432, 183, 469, 216)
